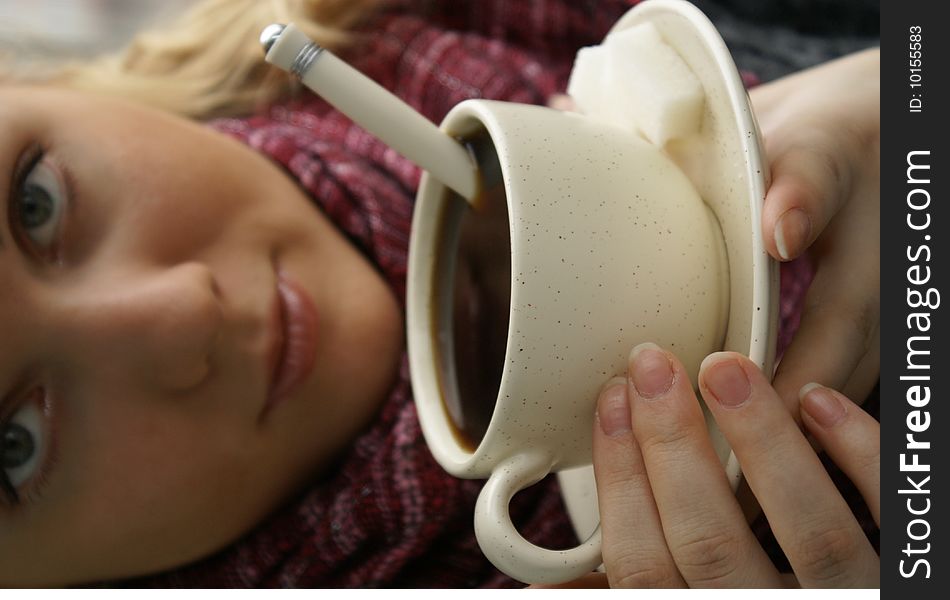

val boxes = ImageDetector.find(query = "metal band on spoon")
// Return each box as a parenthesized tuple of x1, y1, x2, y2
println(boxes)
(260, 24, 324, 80)
(289, 42, 324, 79)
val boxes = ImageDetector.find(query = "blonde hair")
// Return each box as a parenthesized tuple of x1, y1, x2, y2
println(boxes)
(5, 0, 382, 119)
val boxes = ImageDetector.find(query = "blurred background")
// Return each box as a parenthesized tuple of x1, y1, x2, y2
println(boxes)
(0, 0, 878, 81)
(0, 0, 196, 64)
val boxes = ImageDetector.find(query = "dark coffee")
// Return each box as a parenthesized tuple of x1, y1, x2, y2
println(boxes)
(432, 131, 511, 452)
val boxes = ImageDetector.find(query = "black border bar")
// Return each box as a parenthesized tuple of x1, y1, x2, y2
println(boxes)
(881, 0, 947, 593)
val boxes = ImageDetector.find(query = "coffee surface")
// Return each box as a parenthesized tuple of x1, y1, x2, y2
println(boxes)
(435, 132, 511, 452)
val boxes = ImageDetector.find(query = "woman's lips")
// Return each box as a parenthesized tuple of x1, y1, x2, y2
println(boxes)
(265, 271, 318, 414)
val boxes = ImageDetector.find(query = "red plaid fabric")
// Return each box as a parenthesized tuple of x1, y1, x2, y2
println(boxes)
(130, 0, 813, 587)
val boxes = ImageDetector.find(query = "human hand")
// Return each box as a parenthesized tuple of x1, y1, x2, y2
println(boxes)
(751, 48, 880, 414)
(544, 343, 879, 588)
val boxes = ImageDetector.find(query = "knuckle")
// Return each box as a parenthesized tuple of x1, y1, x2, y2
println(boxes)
(637, 424, 696, 464)
(818, 146, 847, 198)
(599, 469, 648, 504)
(802, 127, 852, 202)
(839, 119, 876, 167)
(780, 141, 840, 211)
(801, 299, 878, 355)
(858, 441, 881, 477)
(669, 526, 743, 587)
(840, 301, 878, 353)
(794, 522, 862, 584)
(780, 175, 824, 215)
(606, 549, 680, 588)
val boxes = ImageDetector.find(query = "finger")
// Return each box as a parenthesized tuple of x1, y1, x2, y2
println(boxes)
(771, 233, 880, 419)
(626, 344, 781, 587)
(548, 93, 578, 112)
(530, 572, 610, 588)
(593, 377, 685, 588)
(799, 383, 880, 526)
(760, 125, 855, 261)
(840, 324, 880, 406)
(699, 352, 879, 588)
(770, 122, 879, 413)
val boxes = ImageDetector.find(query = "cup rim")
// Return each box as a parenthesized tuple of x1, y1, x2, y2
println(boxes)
(406, 103, 503, 474)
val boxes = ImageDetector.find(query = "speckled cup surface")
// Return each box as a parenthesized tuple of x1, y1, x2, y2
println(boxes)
(407, 99, 729, 584)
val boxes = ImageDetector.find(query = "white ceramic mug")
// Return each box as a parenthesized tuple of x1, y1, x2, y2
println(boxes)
(407, 99, 730, 584)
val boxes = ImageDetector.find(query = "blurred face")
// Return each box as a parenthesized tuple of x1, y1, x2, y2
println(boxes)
(0, 87, 403, 585)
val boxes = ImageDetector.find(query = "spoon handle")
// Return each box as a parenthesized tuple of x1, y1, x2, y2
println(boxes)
(262, 23, 480, 201)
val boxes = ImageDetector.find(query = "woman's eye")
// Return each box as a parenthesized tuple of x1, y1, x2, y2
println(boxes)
(17, 157, 68, 250)
(1, 402, 44, 489)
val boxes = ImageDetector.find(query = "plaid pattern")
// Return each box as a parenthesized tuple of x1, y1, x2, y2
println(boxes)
(130, 0, 818, 587)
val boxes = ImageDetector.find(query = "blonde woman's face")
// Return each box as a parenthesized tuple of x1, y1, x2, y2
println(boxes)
(0, 87, 403, 585)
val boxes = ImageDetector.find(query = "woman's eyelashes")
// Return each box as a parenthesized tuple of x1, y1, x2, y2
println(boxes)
(12, 150, 70, 262)
(0, 392, 47, 506)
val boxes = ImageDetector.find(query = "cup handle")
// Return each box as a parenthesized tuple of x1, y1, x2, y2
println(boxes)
(474, 450, 603, 584)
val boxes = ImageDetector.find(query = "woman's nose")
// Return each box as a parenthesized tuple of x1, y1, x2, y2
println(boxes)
(55, 262, 223, 393)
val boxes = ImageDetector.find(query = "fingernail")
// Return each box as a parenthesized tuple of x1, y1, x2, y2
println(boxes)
(629, 343, 673, 399)
(701, 354, 751, 408)
(598, 377, 631, 437)
(774, 208, 811, 260)
(800, 382, 847, 428)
